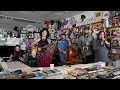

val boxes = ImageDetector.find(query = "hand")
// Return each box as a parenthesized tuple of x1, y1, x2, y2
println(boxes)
(63, 51, 66, 54)
(19, 57, 24, 61)
(7, 59, 12, 62)
(85, 41, 89, 45)
(67, 38, 70, 41)
(38, 47, 41, 51)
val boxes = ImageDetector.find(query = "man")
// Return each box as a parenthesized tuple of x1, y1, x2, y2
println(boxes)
(78, 27, 94, 64)
(93, 31, 110, 66)
(57, 33, 68, 65)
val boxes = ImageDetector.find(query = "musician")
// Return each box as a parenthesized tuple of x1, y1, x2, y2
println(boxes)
(78, 27, 94, 64)
(74, 34, 82, 63)
(74, 34, 80, 45)
(31, 28, 51, 67)
(58, 33, 69, 65)
(93, 31, 110, 65)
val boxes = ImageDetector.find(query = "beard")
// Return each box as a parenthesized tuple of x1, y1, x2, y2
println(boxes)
(61, 37, 65, 41)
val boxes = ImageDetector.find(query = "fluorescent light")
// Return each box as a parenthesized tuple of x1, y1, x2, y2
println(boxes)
(0, 15, 43, 23)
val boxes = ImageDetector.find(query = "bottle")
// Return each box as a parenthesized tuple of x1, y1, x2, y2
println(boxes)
(105, 19, 109, 28)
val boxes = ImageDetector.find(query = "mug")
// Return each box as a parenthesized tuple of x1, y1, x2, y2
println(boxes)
(50, 64, 54, 70)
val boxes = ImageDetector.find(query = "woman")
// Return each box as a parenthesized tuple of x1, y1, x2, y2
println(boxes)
(31, 28, 51, 67)
(93, 31, 110, 65)
(10, 45, 24, 61)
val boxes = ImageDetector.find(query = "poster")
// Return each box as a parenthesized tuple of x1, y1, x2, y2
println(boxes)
(94, 11, 103, 22)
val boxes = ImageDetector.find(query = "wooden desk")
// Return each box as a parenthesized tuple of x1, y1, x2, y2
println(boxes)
(6, 61, 31, 71)
(6, 61, 106, 75)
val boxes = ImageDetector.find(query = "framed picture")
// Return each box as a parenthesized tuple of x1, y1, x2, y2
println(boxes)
(94, 11, 103, 22)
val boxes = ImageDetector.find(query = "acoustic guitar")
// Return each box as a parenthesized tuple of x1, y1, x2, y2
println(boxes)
(31, 40, 57, 58)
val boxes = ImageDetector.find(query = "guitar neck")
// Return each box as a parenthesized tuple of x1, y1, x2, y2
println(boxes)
(41, 41, 56, 49)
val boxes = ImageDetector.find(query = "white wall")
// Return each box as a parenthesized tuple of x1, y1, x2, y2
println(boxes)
(63, 11, 110, 28)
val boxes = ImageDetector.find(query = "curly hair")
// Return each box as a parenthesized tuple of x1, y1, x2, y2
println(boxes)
(40, 28, 50, 38)
(97, 31, 106, 39)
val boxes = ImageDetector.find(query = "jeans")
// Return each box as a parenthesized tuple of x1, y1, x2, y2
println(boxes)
(59, 53, 65, 65)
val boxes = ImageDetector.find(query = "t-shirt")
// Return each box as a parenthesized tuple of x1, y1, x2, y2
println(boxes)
(93, 39, 110, 62)
(58, 39, 68, 53)
(78, 34, 94, 56)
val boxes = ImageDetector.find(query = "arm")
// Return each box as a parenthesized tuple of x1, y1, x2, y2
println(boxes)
(78, 37, 83, 51)
(9, 54, 13, 61)
(67, 38, 71, 46)
(58, 41, 65, 54)
(31, 38, 40, 46)
(93, 39, 101, 50)
(47, 39, 51, 44)
(9, 50, 14, 61)
(105, 42, 110, 50)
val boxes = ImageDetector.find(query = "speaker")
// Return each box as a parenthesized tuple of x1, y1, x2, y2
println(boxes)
(13, 26, 18, 31)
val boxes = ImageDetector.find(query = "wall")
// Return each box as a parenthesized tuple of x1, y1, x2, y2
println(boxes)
(63, 11, 110, 28)
(0, 18, 44, 37)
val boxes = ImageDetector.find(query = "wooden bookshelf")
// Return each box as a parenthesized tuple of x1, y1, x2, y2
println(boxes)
(106, 25, 120, 29)
(109, 16, 120, 20)
(111, 36, 120, 38)
(112, 46, 120, 49)
(91, 21, 103, 25)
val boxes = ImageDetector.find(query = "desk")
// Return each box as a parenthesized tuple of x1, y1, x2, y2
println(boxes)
(6, 61, 106, 74)
(6, 61, 31, 72)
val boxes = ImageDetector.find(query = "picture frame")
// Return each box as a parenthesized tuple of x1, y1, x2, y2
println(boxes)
(94, 11, 103, 22)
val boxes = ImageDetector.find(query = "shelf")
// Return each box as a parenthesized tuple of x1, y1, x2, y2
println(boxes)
(91, 21, 103, 25)
(77, 24, 90, 28)
(112, 46, 120, 49)
(106, 25, 120, 29)
(20, 33, 28, 34)
(111, 36, 120, 38)
(96, 29, 104, 31)
(109, 16, 120, 20)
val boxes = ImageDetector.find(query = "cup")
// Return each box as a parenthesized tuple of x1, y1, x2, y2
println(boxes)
(50, 64, 54, 70)
(38, 68, 43, 71)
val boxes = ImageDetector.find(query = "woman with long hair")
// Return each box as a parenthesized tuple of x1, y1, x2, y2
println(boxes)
(31, 28, 52, 67)
(10, 45, 24, 62)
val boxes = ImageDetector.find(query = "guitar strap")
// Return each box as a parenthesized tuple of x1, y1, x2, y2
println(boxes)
(36, 41, 56, 58)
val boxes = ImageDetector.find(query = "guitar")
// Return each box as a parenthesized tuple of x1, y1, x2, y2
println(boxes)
(31, 40, 57, 58)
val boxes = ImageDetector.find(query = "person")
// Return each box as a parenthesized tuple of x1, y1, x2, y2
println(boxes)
(57, 33, 69, 65)
(31, 28, 51, 67)
(74, 34, 82, 63)
(78, 27, 94, 64)
(51, 40, 61, 66)
(93, 31, 110, 65)
(9, 45, 24, 62)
